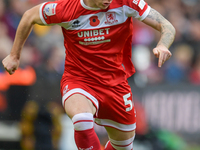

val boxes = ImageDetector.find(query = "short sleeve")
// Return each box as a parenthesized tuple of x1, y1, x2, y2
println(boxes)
(124, 0, 151, 21)
(39, 1, 63, 25)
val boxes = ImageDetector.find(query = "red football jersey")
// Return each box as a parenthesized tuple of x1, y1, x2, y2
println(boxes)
(39, 0, 150, 86)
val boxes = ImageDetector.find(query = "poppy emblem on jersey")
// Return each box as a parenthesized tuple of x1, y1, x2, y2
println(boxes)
(105, 12, 118, 25)
(89, 16, 100, 27)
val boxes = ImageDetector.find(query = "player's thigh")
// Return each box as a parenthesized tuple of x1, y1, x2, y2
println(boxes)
(105, 126, 135, 141)
(64, 93, 96, 119)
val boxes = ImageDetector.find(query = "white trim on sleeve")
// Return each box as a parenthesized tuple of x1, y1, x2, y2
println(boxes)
(39, 2, 47, 25)
(139, 5, 151, 21)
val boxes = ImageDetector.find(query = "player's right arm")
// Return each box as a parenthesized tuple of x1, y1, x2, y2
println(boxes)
(2, 4, 44, 75)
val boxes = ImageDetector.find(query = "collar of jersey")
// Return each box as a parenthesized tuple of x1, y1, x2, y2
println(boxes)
(81, 0, 101, 10)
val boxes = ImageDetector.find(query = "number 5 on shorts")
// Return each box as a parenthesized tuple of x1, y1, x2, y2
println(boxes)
(123, 93, 133, 111)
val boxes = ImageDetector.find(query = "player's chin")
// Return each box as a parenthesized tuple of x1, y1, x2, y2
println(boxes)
(99, 6, 108, 9)
(100, 4, 110, 9)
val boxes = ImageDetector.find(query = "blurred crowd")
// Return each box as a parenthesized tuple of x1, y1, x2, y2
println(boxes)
(1, 0, 200, 88)
(0, 0, 65, 113)
(131, 0, 200, 86)
(0, 0, 200, 88)
(0, 0, 200, 149)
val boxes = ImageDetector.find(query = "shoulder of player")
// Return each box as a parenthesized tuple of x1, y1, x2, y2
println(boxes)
(109, 0, 146, 9)
(53, 0, 81, 20)
(54, 0, 80, 8)
(109, 0, 123, 8)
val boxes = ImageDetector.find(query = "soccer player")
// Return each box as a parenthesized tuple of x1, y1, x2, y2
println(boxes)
(2, 0, 175, 149)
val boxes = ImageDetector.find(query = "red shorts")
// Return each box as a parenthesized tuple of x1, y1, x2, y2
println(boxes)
(61, 79, 136, 132)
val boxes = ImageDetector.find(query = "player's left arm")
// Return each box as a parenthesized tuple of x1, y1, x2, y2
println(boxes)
(142, 8, 176, 67)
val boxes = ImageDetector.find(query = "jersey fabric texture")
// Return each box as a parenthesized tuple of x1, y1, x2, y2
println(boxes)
(39, 0, 150, 131)
(39, 0, 150, 87)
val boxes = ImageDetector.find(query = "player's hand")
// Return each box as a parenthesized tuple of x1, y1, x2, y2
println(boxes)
(2, 54, 20, 75)
(153, 45, 172, 67)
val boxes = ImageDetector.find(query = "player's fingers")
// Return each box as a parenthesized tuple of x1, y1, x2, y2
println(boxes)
(9, 70, 15, 75)
(158, 52, 165, 67)
(153, 48, 159, 58)
(167, 51, 172, 60)
(162, 53, 171, 64)
(159, 52, 172, 67)
(10, 68, 17, 75)
(4, 67, 16, 75)
(163, 53, 169, 61)
(4, 68, 11, 75)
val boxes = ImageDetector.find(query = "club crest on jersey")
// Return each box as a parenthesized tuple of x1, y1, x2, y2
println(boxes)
(105, 12, 118, 25)
(44, 3, 57, 16)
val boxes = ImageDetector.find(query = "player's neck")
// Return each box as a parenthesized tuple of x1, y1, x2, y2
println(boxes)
(83, 0, 97, 8)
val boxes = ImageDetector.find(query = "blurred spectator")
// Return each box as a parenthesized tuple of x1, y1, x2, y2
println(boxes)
(167, 9, 190, 43)
(164, 44, 194, 84)
(29, 45, 65, 106)
(189, 54, 200, 85)
(0, 0, 5, 21)
(1, 45, 37, 120)
(132, 19, 155, 46)
(20, 101, 63, 150)
(188, 19, 200, 43)
(132, 45, 163, 87)
(3, 0, 26, 39)
(32, 25, 64, 54)
(0, 14, 37, 119)
(0, 22, 12, 72)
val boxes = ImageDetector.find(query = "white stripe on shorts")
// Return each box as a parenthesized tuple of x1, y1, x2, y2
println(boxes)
(62, 88, 99, 109)
(95, 118, 136, 132)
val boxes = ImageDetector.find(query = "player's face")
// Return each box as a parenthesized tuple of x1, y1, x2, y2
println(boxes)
(92, 0, 113, 9)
